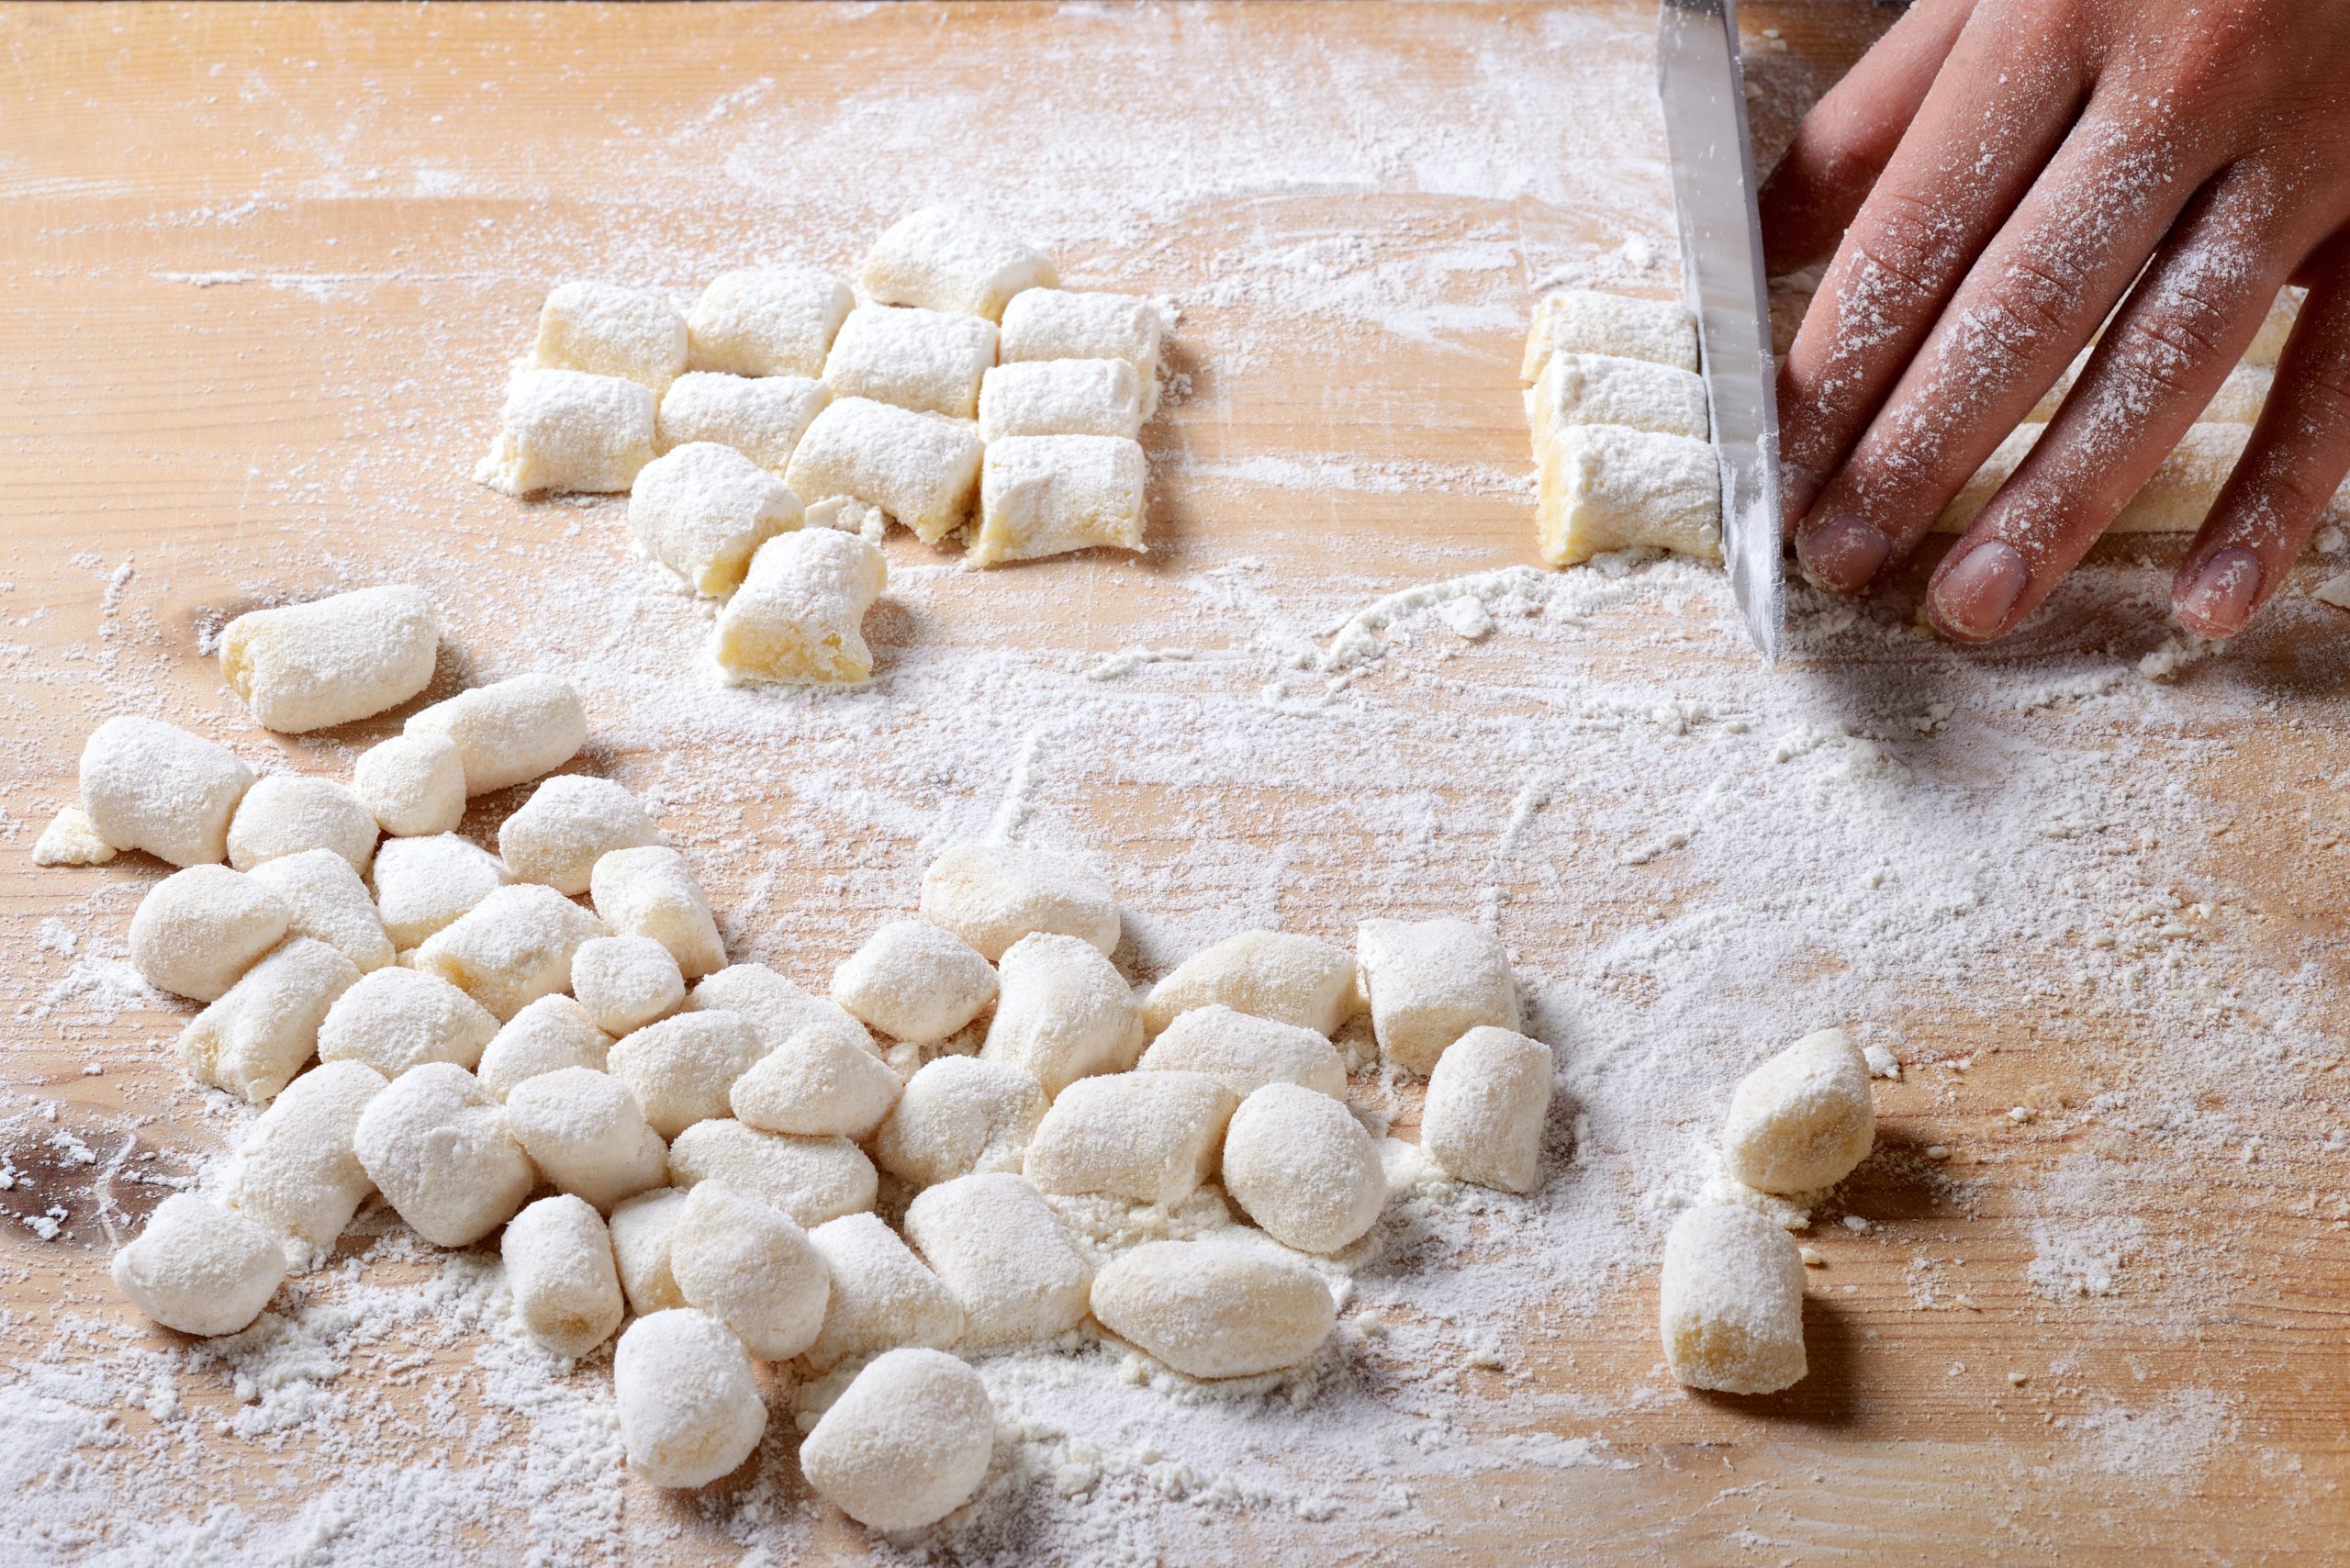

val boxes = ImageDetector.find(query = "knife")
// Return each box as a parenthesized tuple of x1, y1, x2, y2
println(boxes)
(1656, 0, 1785, 663)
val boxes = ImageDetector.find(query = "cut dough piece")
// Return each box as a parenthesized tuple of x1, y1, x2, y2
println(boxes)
(614, 1308, 767, 1487)
(1356, 917, 1519, 1076)
(782, 396, 983, 545)
(1527, 353, 1708, 466)
(529, 281, 688, 390)
(977, 358, 1146, 442)
(830, 920, 999, 1045)
(111, 1193, 285, 1338)
(901, 1172, 1091, 1348)
(685, 962, 876, 1060)
(352, 1062, 535, 1247)
(371, 833, 512, 950)
(571, 935, 686, 1036)
(1721, 1027, 1874, 1194)
(799, 1348, 994, 1532)
(1090, 1238, 1335, 1379)
(2200, 362, 2274, 425)
(477, 994, 614, 1101)
(803, 1214, 965, 1372)
(352, 733, 466, 839)
(979, 932, 1145, 1097)
(79, 716, 252, 868)
(822, 303, 998, 420)
(220, 585, 439, 734)
(1933, 423, 2281, 535)
(227, 775, 378, 878)
(251, 849, 394, 974)
(919, 844, 1120, 962)
(1024, 1070, 1238, 1206)
(1141, 931, 1357, 1039)
(657, 372, 831, 473)
(589, 846, 724, 979)
(1221, 1083, 1384, 1253)
(179, 937, 362, 1103)
(729, 1026, 902, 1140)
(2316, 571, 2350, 611)
(969, 434, 1147, 567)
(871, 1056, 1048, 1188)
(219, 1058, 386, 1267)
(859, 207, 1058, 321)
(129, 865, 289, 1002)
(2246, 286, 2303, 365)
(711, 527, 888, 687)
(609, 1187, 689, 1315)
(998, 288, 1163, 398)
(33, 806, 116, 867)
(476, 369, 658, 497)
(503, 1193, 625, 1358)
(499, 775, 662, 897)
(629, 442, 805, 599)
(667, 1180, 831, 1361)
(1136, 1004, 1348, 1101)
(1659, 1204, 1807, 1394)
(665, 1119, 878, 1228)
(413, 881, 606, 1022)
(686, 266, 854, 379)
(1521, 288, 1697, 382)
(506, 1066, 669, 1212)
(1539, 423, 1722, 567)
(317, 965, 499, 1078)
(1420, 1025, 1551, 1193)
(607, 1012, 764, 1139)
(405, 674, 587, 797)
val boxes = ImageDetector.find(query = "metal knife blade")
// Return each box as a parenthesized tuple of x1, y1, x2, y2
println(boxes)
(1657, 0, 1785, 664)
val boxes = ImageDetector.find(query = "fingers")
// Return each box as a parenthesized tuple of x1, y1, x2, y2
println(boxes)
(1775, 0, 2088, 523)
(2173, 231, 2350, 636)
(1758, 0, 1979, 275)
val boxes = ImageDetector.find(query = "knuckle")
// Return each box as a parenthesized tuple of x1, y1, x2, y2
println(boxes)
(1842, 188, 1965, 309)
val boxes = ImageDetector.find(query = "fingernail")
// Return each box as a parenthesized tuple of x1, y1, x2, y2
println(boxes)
(2176, 546, 2261, 637)
(1797, 515, 1890, 592)
(1930, 542, 2029, 640)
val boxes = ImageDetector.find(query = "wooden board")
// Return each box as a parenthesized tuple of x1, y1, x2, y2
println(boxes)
(4, 4, 2349, 1562)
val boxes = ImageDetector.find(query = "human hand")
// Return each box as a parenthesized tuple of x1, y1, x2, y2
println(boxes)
(1759, 0, 2350, 641)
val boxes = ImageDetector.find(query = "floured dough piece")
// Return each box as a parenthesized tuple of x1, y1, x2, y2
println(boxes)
(476, 370, 658, 497)
(372, 833, 511, 950)
(919, 844, 1120, 961)
(657, 372, 830, 472)
(2315, 571, 2350, 611)
(529, 281, 688, 390)
(505, 1066, 669, 1212)
(729, 1025, 901, 1140)
(1522, 288, 1697, 382)
(219, 1058, 386, 1267)
(823, 303, 998, 421)
(1220, 1083, 1384, 1254)
(590, 845, 724, 980)
(686, 267, 854, 379)
(504, 1193, 626, 1357)
(1137, 1004, 1347, 1100)
(607, 1012, 763, 1138)
(665, 1119, 878, 1228)
(33, 807, 116, 867)
(860, 207, 1058, 321)
(352, 1063, 535, 1247)
(980, 932, 1145, 1097)
(609, 1187, 690, 1315)
(712, 527, 888, 686)
(477, 994, 614, 1101)
(111, 1193, 285, 1338)
(1089, 1238, 1335, 1379)
(1356, 917, 1519, 1076)
(667, 1180, 831, 1361)
(129, 866, 289, 1002)
(2028, 353, 2272, 425)
(1142, 931, 1357, 1039)
(79, 716, 252, 868)
(614, 1308, 766, 1487)
(227, 775, 378, 878)
(245, 850, 386, 969)
(685, 962, 875, 1060)
(1933, 422, 2265, 535)
(2246, 286, 2303, 365)
(802, 1214, 965, 1372)
(998, 289, 1163, 408)
(870, 1056, 1047, 1187)
(970, 434, 1146, 568)
(799, 1348, 994, 1532)
(1659, 1204, 1807, 1394)
(570, 935, 686, 1036)
(220, 585, 440, 734)
(901, 1172, 1091, 1348)
(977, 359, 1147, 442)
(499, 775, 662, 897)
(628, 442, 804, 599)
(352, 734, 466, 839)
(1527, 353, 1708, 467)
(1420, 1025, 1551, 1193)
(1721, 1027, 1874, 1194)
(414, 882, 606, 1022)
(830, 920, 999, 1046)
(406, 674, 587, 797)
(180, 937, 361, 1103)
(317, 965, 499, 1078)
(1024, 1070, 1237, 1206)
(783, 396, 983, 545)
(1539, 424, 1722, 567)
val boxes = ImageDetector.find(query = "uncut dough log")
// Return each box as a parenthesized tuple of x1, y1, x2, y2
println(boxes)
(111, 1193, 285, 1338)
(33, 806, 116, 867)
(685, 962, 876, 1060)
(799, 1348, 995, 1533)
(415, 882, 606, 1022)
(499, 776, 662, 897)
(1089, 1238, 1337, 1379)
(503, 1193, 626, 1357)
(628, 442, 805, 599)
(831, 920, 999, 1046)
(919, 844, 1120, 962)
(476, 369, 658, 496)
(822, 303, 999, 421)
(129, 865, 289, 1002)
(477, 994, 615, 1101)
(1221, 1082, 1384, 1253)
(1420, 1025, 1552, 1194)
(570, 935, 685, 1036)
(79, 716, 253, 868)
(667, 1180, 831, 1361)
(352, 1063, 535, 1248)
(803, 1214, 966, 1372)
(1356, 917, 1520, 1076)
(782, 396, 983, 545)
(1659, 1204, 1807, 1394)
(405, 674, 587, 797)
(1721, 1027, 1874, 1194)
(614, 1309, 767, 1488)
(970, 434, 1147, 567)
(729, 1025, 901, 1140)
(1521, 288, 1698, 382)
(372, 833, 512, 950)
(687, 267, 854, 379)
(317, 965, 499, 1078)
(666, 1121, 878, 1229)
(871, 1056, 1048, 1188)
(1527, 353, 1709, 465)
(220, 1058, 386, 1267)
(1538, 424, 1722, 568)
(590, 846, 724, 980)
(980, 933, 1145, 1098)
(352, 733, 466, 839)
(711, 527, 888, 687)
(1142, 931, 1358, 1039)
(529, 281, 688, 390)
(902, 1173, 1091, 1349)
(219, 585, 440, 734)
(977, 358, 1147, 442)
(179, 937, 362, 1103)
(507, 1067, 669, 1212)
(607, 1012, 764, 1138)
(657, 373, 831, 472)
(1136, 1004, 1348, 1101)
(859, 206, 1058, 321)
(227, 776, 378, 878)
(1024, 1070, 1237, 1206)
(610, 1187, 690, 1316)
(250, 847, 395, 974)
(998, 289, 1163, 398)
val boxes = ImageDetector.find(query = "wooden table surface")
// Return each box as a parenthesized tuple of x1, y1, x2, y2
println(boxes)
(5, 4, 2349, 1562)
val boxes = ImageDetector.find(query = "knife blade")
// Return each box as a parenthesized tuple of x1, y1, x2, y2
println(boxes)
(1656, 0, 1785, 664)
